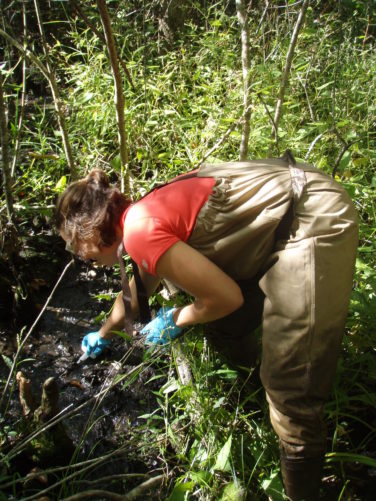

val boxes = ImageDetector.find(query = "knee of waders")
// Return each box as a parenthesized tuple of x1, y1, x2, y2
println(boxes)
(204, 323, 259, 371)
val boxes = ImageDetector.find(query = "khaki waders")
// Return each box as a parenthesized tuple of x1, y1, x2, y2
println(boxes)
(188, 159, 358, 499)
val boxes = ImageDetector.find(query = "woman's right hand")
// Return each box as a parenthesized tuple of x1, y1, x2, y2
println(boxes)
(81, 332, 112, 358)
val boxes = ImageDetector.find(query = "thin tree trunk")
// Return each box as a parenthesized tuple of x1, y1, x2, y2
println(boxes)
(97, 0, 129, 196)
(11, 0, 27, 177)
(70, 0, 136, 92)
(33, 0, 76, 178)
(236, 0, 251, 161)
(0, 72, 14, 222)
(271, 0, 309, 149)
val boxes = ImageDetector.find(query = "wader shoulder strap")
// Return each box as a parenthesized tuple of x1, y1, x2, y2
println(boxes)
(275, 150, 307, 240)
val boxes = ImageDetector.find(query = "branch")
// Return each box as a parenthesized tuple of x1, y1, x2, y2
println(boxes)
(0, 28, 76, 179)
(60, 475, 165, 501)
(61, 491, 123, 501)
(331, 138, 359, 179)
(0, 259, 74, 410)
(257, 92, 279, 154)
(236, 0, 251, 160)
(0, 71, 14, 222)
(194, 102, 253, 167)
(70, 0, 136, 92)
(11, 0, 27, 177)
(33, 0, 76, 178)
(123, 474, 165, 500)
(271, 0, 309, 148)
(97, 0, 129, 195)
(0, 28, 50, 80)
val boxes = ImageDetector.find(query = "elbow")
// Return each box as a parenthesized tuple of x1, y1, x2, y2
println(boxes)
(219, 284, 243, 317)
(228, 285, 244, 314)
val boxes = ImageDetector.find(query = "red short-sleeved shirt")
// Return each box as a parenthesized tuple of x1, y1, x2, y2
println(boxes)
(121, 176, 215, 275)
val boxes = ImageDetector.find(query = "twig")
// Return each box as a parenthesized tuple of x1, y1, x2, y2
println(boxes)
(194, 102, 253, 167)
(0, 446, 131, 491)
(331, 139, 359, 179)
(0, 70, 14, 222)
(11, 0, 27, 177)
(271, 0, 309, 149)
(304, 131, 324, 160)
(257, 92, 279, 155)
(236, 0, 251, 160)
(297, 72, 315, 122)
(123, 474, 165, 500)
(256, 0, 270, 35)
(33, 0, 76, 178)
(70, 0, 135, 92)
(0, 259, 74, 410)
(71, 473, 149, 486)
(62, 490, 123, 501)
(172, 341, 192, 385)
(61, 475, 165, 501)
(97, 0, 129, 195)
(0, 28, 50, 81)
(0, 28, 76, 178)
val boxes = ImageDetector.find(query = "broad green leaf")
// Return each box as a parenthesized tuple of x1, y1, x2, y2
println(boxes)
(54, 175, 67, 192)
(169, 481, 195, 501)
(213, 435, 232, 472)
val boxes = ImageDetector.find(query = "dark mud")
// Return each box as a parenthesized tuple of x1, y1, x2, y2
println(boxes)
(0, 234, 166, 499)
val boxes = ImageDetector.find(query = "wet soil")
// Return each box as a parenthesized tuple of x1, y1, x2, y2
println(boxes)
(0, 233, 166, 499)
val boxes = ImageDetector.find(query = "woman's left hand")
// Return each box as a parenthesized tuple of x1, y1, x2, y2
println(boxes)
(140, 307, 182, 345)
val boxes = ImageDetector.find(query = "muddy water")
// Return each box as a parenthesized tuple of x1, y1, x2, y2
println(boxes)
(0, 239, 165, 497)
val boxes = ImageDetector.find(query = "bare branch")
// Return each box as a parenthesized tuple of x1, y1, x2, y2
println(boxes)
(70, 0, 136, 91)
(33, 0, 76, 178)
(97, 0, 129, 195)
(194, 102, 254, 167)
(61, 490, 123, 501)
(11, 0, 27, 177)
(122, 474, 165, 500)
(271, 0, 309, 149)
(0, 259, 74, 410)
(257, 92, 279, 154)
(236, 0, 251, 160)
(0, 71, 14, 222)
(60, 474, 165, 501)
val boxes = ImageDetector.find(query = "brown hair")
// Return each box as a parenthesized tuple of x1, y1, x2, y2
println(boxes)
(55, 169, 130, 248)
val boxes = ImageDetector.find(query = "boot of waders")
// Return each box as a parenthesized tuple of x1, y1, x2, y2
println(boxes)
(280, 450, 324, 500)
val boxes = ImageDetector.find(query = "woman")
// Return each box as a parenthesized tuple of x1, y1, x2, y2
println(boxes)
(55, 154, 358, 500)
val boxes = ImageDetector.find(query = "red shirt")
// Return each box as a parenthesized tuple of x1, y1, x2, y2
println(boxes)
(121, 176, 216, 275)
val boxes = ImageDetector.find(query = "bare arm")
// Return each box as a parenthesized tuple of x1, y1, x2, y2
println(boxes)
(155, 241, 244, 328)
(99, 268, 160, 339)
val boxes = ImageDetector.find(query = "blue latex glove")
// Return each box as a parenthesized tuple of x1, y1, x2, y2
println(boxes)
(140, 307, 182, 345)
(81, 331, 111, 358)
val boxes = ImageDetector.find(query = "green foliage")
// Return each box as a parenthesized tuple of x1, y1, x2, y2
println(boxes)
(1, 1, 375, 499)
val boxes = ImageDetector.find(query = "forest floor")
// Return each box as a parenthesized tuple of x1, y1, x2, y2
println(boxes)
(0, 233, 375, 500)
(0, 233, 165, 499)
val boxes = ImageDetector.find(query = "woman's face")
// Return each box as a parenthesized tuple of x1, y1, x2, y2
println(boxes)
(61, 230, 122, 266)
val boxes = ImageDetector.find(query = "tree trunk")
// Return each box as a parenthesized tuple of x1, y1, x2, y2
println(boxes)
(236, 0, 251, 160)
(271, 0, 310, 150)
(0, 72, 14, 222)
(97, 0, 130, 196)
